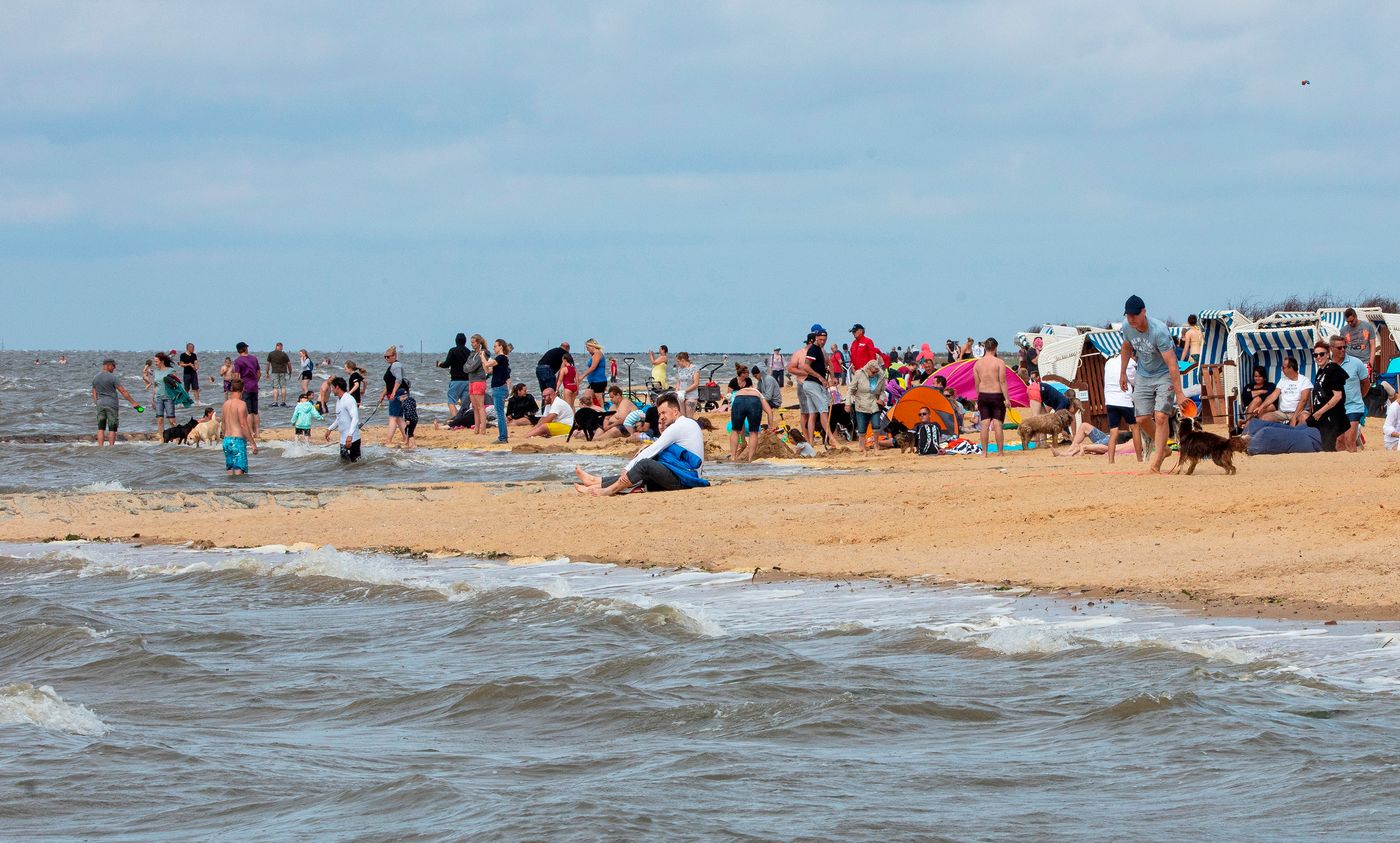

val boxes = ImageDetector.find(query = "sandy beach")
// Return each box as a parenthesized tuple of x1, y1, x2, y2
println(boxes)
(4, 408, 1398, 620)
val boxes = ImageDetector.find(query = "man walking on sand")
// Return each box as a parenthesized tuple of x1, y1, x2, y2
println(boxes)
(1119, 294, 1188, 473)
(973, 337, 1011, 456)
(221, 377, 251, 475)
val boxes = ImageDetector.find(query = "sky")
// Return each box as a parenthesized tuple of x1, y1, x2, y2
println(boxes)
(2, 1, 1398, 353)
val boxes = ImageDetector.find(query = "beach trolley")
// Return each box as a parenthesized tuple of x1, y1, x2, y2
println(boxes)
(1227, 313, 1325, 425)
(1193, 309, 1255, 422)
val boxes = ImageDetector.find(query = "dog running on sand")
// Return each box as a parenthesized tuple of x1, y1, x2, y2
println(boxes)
(1171, 418, 1246, 475)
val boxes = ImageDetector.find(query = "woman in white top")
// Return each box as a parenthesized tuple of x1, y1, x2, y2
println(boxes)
(1383, 383, 1400, 451)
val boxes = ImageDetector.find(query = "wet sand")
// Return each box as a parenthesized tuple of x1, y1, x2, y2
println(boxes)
(3, 414, 1398, 620)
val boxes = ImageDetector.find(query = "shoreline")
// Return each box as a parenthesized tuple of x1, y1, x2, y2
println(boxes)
(3, 434, 1399, 621)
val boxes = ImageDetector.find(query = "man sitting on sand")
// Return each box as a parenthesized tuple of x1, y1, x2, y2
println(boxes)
(574, 393, 709, 495)
(524, 387, 575, 438)
(596, 385, 641, 440)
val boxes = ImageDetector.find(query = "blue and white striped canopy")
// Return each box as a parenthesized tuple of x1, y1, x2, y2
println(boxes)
(1233, 327, 1320, 387)
(1197, 309, 1243, 328)
(1086, 330, 1123, 357)
(1318, 309, 1348, 335)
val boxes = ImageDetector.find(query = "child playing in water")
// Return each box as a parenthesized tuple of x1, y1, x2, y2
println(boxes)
(291, 391, 322, 438)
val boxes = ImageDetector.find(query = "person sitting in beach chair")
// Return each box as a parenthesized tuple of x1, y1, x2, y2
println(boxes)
(574, 393, 708, 495)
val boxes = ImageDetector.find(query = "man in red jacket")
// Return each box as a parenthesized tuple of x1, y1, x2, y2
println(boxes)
(849, 323, 882, 371)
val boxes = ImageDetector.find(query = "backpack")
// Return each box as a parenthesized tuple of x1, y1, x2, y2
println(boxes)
(914, 421, 942, 455)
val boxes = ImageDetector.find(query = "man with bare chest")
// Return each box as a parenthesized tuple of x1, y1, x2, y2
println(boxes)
(221, 378, 252, 476)
(972, 337, 1011, 457)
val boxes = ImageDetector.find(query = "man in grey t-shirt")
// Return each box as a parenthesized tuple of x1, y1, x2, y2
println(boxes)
(1119, 295, 1187, 474)
(1341, 308, 1375, 372)
(91, 358, 140, 446)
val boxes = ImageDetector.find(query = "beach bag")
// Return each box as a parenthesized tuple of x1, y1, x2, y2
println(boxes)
(914, 422, 942, 456)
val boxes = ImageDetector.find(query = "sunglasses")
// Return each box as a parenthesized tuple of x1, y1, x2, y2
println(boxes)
(1313, 352, 1327, 357)
(919, 411, 930, 416)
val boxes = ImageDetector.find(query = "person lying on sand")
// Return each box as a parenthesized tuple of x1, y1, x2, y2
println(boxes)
(574, 393, 708, 496)
(1055, 422, 1136, 457)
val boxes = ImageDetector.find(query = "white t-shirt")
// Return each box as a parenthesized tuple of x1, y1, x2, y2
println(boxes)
(1276, 373, 1306, 413)
(545, 396, 574, 426)
(1103, 358, 1136, 408)
(626, 415, 705, 471)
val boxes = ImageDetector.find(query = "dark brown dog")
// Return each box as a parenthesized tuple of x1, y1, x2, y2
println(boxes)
(881, 420, 917, 453)
(1171, 418, 1246, 475)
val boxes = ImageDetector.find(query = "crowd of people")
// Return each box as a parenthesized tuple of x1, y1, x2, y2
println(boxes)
(90, 296, 1399, 484)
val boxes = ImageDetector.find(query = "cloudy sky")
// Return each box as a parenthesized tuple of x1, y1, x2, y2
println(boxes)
(2, 1, 1396, 352)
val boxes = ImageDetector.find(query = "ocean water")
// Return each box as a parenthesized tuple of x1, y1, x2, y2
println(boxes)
(3, 541, 1399, 840)
(0, 348, 801, 492)
(1, 348, 751, 439)
(0, 438, 815, 493)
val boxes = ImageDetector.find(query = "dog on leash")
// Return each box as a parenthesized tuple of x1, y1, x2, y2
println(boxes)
(567, 407, 606, 442)
(1171, 418, 1246, 475)
(187, 416, 222, 447)
(162, 417, 200, 444)
(1018, 408, 1076, 454)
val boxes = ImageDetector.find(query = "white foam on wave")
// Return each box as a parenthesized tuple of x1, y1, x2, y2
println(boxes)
(76, 481, 129, 493)
(13, 542, 1400, 691)
(0, 682, 109, 736)
(67, 542, 578, 605)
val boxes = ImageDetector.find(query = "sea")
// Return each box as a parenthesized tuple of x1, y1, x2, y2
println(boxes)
(3, 350, 1400, 840)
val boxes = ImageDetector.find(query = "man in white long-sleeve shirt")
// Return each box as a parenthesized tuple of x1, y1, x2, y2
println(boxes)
(574, 393, 707, 495)
(322, 376, 362, 462)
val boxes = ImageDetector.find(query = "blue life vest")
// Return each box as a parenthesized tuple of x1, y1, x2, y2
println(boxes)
(655, 444, 709, 488)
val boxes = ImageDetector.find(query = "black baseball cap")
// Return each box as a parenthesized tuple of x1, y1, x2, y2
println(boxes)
(1124, 295, 1146, 316)
(849, 323, 864, 333)
(236, 341, 249, 352)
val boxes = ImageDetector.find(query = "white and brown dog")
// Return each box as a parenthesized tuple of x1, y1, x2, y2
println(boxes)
(187, 415, 222, 447)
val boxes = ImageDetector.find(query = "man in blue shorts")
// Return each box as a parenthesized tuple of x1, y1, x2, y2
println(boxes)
(1330, 333, 1370, 452)
(1118, 294, 1187, 473)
